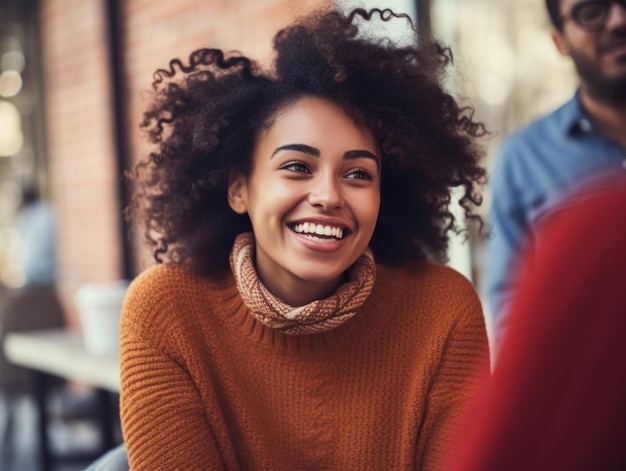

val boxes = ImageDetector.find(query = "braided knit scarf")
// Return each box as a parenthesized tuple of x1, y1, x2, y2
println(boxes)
(229, 232, 376, 335)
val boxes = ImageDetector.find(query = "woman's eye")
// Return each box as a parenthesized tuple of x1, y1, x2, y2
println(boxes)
(345, 168, 374, 180)
(280, 161, 310, 173)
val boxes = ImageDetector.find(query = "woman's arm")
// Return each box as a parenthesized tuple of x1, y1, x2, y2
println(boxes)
(415, 292, 491, 471)
(119, 271, 227, 471)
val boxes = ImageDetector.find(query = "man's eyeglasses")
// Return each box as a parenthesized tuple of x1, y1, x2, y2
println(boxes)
(561, 0, 626, 31)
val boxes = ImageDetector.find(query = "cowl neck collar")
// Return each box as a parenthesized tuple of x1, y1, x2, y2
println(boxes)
(229, 232, 376, 335)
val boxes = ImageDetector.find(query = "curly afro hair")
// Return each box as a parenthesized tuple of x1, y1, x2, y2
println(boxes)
(128, 7, 487, 278)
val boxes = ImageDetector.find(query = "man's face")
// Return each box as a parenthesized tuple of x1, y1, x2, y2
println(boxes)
(553, 0, 626, 103)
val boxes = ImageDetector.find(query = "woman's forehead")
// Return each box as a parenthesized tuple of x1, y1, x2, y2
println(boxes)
(255, 96, 378, 153)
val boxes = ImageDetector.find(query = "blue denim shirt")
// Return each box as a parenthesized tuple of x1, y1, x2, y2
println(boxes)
(486, 92, 626, 348)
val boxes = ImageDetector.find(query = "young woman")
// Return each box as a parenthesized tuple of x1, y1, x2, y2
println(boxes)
(120, 8, 490, 470)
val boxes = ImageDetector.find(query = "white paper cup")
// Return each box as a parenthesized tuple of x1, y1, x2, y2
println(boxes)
(74, 280, 129, 355)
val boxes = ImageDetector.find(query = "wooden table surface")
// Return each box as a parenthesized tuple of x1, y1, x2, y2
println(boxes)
(4, 328, 120, 392)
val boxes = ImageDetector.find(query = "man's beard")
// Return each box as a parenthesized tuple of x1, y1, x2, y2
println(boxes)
(569, 36, 626, 104)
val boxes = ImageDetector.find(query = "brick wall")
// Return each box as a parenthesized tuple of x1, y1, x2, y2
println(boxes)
(39, 0, 331, 324)
(40, 0, 121, 325)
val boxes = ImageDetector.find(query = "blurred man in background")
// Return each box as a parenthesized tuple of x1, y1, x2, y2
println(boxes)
(487, 0, 626, 349)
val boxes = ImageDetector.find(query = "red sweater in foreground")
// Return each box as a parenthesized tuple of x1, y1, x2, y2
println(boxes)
(451, 185, 626, 471)
(120, 261, 489, 470)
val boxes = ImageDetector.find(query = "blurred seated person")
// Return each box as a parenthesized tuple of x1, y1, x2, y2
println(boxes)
(1, 184, 63, 393)
(13, 185, 56, 288)
(0, 184, 65, 453)
(450, 179, 626, 471)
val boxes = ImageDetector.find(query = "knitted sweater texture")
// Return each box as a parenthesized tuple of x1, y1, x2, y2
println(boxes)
(120, 261, 489, 471)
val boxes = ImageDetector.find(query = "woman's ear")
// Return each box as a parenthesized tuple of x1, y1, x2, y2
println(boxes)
(228, 170, 248, 214)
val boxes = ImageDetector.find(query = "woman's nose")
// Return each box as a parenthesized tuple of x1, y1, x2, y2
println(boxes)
(307, 175, 345, 210)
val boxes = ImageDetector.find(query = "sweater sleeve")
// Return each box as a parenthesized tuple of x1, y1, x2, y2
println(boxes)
(119, 269, 226, 471)
(415, 288, 491, 471)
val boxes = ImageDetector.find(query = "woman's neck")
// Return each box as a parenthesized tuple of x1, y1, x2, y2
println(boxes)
(255, 263, 345, 306)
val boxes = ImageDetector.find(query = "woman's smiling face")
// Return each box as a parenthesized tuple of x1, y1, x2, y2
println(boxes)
(228, 96, 381, 306)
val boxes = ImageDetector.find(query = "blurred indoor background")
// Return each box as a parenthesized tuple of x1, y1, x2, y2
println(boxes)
(0, 0, 575, 469)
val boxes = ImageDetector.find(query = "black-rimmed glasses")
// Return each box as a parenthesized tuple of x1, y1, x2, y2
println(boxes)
(561, 0, 626, 31)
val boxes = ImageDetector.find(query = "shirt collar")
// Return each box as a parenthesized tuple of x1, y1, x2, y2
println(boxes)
(565, 90, 594, 136)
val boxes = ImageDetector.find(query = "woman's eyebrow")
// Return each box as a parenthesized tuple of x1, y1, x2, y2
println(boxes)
(344, 150, 380, 169)
(271, 143, 320, 158)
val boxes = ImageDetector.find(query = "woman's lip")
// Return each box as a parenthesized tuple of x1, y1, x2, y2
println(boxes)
(290, 230, 345, 252)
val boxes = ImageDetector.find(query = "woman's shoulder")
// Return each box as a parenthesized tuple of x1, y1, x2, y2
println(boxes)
(375, 261, 482, 315)
(131, 262, 196, 289)
(130, 262, 232, 293)
(372, 261, 485, 339)
(378, 260, 476, 293)
(122, 263, 234, 322)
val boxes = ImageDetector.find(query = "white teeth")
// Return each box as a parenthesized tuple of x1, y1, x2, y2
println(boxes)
(293, 223, 344, 239)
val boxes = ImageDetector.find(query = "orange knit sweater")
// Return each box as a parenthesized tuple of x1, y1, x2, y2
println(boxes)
(120, 261, 489, 471)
